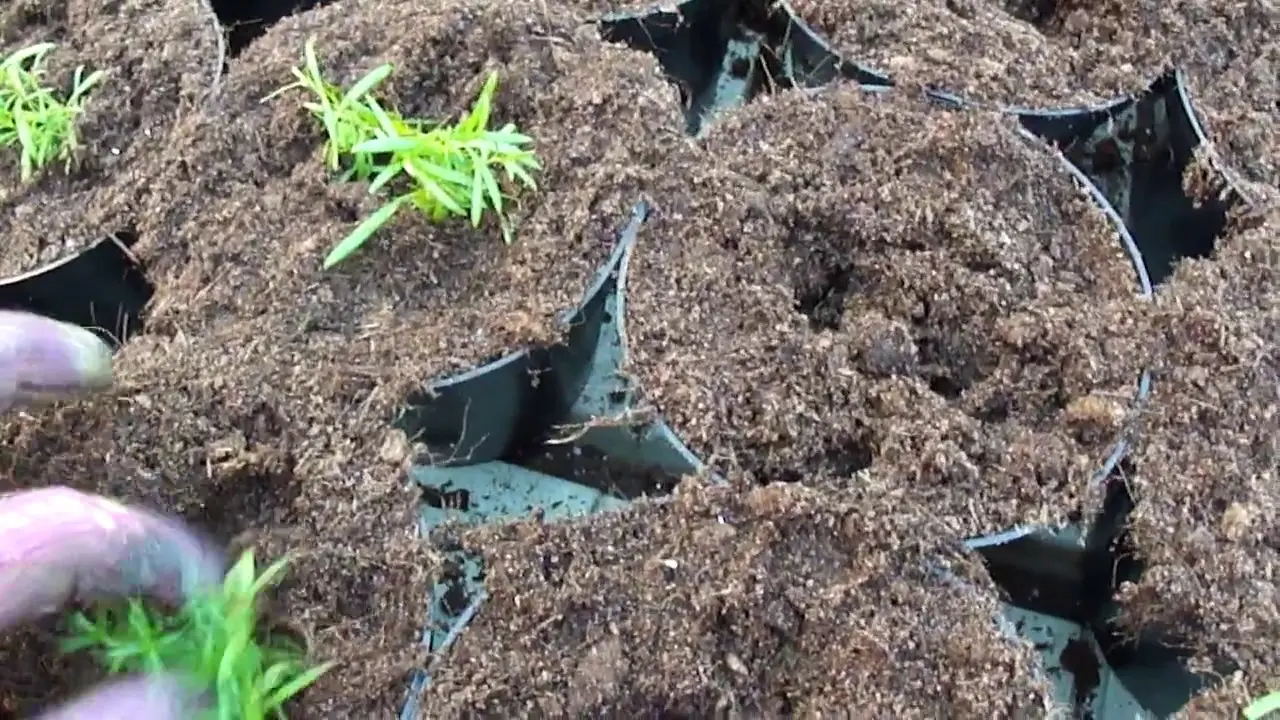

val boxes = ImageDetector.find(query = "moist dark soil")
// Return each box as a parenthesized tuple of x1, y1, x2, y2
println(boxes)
(1116, 186, 1280, 715)
(423, 476, 1057, 716)
(0, 0, 687, 715)
(789, 0, 1278, 132)
(624, 86, 1148, 537)
(0, 0, 220, 278)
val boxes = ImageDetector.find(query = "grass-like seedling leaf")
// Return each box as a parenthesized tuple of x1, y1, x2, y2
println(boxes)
(265, 38, 540, 268)
(62, 550, 334, 720)
(0, 42, 105, 182)
(1246, 691, 1280, 719)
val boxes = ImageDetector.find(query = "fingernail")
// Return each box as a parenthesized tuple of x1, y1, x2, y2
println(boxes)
(63, 323, 113, 389)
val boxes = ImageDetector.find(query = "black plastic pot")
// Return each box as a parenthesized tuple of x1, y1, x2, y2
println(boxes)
(0, 231, 153, 349)
(597, 0, 890, 135)
(971, 479, 1212, 718)
(393, 204, 649, 467)
(1009, 69, 1243, 286)
(402, 202, 700, 716)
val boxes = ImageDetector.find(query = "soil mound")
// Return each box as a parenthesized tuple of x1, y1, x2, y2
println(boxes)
(789, 0, 1279, 131)
(424, 477, 1057, 716)
(1118, 187, 1280, 714)
(625, 86, 1148, 536)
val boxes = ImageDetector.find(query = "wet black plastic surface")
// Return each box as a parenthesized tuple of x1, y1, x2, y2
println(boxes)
(395, 205, 647, 467)
(598, 0, 889, 134)
(1016, 71, 1239, 285)
(0, 232, 154, 349)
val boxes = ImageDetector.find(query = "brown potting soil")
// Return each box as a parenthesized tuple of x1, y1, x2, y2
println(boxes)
(423, 476, 1058, 716)
(1116, 186, 1280, 715)
(788, 0, 1278, 133)
(1187, 31, 1279, 191)
(0, 0, 220, 278)
(0, 0, 689, 714)
(0, 0, 1268, 715)
(624, 86, 1148, 537)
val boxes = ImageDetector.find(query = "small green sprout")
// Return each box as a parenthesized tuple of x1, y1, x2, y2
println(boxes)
(1246, 691, 1280, 719)
(0, 42, 105, 182)
(265, 38, 540, 269)
(62, 550, 333, 720)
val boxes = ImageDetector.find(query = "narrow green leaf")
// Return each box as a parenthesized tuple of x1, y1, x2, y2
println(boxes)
(414, 173, 467, 217)
(469, 165, 484, 226)
(265, 660, 336, 708)
(325, 197, 406, 268)
(368, 161, 405, 195)
(479, 165, 503, 216)
(1245, 692, 1280, 720)
(340, 63, 393, 108)
(251, 556, 292, 595)
(352, 136, 426, 154)
(403, 156, 472, 187)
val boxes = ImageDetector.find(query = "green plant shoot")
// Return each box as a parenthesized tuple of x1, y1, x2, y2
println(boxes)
(265, 39, 540, 269)
(1246, 691, 1280, 720)
(0, 42, 105, 182)
(62, 550, 334, 720)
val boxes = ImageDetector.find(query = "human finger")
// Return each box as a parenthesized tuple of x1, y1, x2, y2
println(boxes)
(0, 487, 225, 631)
(34, 674, 207, 720)
(0, 310, 112, 411)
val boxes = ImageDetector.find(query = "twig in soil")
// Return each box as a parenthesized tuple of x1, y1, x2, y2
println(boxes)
(404, 396, 487, 469)
(544, 400, 657, 446)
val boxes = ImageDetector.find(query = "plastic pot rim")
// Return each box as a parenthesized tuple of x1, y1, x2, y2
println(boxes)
(423, 202, 651, 390)
(1001, 68, 1252, 204)
(0, 233, 135, 286)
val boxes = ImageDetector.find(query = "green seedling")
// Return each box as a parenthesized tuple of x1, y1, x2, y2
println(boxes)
(265, 39, 540, 269)
(1246, 691, 1280, 719)
(261, 38, 405, 181)
(0, 42, 105, 182)
(62, 550, 334, 720)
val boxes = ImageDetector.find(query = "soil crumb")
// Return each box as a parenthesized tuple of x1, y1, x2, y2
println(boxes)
(423, 476, 1056, 717)
(625, 86, 1148, 536)
(1117, 186, 1280, 714)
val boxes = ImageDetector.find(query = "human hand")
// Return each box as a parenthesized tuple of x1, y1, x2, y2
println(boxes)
(0, 311, 226, 718)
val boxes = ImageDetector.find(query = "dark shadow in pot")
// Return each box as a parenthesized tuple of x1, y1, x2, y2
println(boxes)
(211, 0, 341, 57)
(1011, 69, 1243, 286)
(394, 205, 648, 468)
(0, 231, 154, 350)
(597, 0, 890, 135)
(973, 472, 1214, 717)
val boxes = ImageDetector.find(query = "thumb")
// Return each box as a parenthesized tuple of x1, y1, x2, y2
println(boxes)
(34, 674, 207, 720)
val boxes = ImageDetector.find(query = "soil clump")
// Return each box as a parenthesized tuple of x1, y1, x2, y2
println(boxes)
(424, 476, 1056, 716)
(625, 85, 1148, 537)
(0, 0, 686, 714)
(1117, 186, 1280, 715)
(0, 0, 219, 277)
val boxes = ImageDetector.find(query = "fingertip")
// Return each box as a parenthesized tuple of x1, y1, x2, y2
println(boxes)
(65, 323, 113, 389)
(0, 311, 113, 397)
(35, 674, 207, 720)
